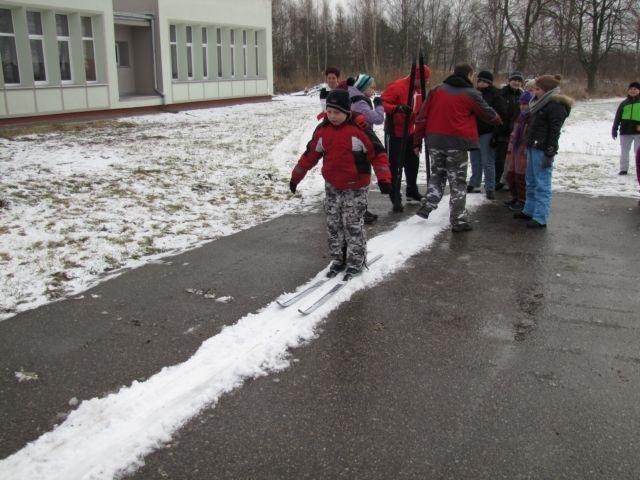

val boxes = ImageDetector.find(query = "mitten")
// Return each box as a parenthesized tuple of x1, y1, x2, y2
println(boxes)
(289, 180, 297, 194)
(377, 181, 392, 194)
(373, 97, 382, 108)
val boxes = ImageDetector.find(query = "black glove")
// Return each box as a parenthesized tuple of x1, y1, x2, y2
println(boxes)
(542, 155, 554, 169)
(377, 181, 392, 194)
(289, 180, 297, 193)
(612, 129, 618, 140)
(373, 97, 382, 108)
(394, 104, 412, 114)
(319, 88, 328, 100)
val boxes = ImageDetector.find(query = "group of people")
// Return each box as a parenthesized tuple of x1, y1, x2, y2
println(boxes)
(289, 63, 576, 280)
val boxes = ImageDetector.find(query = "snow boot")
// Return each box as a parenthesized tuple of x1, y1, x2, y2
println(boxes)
(342, 266, 362, 281)
(327, 261, 346, 278)
(363, 210, 378, 224)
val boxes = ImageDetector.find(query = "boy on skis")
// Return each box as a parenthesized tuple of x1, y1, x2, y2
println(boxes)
(289, 90, 392, 280)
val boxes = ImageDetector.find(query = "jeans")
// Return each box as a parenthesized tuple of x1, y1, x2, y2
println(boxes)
(523, 148, 553, 225)
(469, 133, 496, 191)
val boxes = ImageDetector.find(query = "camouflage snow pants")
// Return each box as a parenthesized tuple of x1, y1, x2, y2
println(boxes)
(423, 149, 470, 227)
(324, 183, 368, 269)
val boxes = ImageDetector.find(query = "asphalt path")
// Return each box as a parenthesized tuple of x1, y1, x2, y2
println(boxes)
(1, 191, 639, 479)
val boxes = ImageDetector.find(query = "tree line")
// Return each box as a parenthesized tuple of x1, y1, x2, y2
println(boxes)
(272, 0, 640, 93)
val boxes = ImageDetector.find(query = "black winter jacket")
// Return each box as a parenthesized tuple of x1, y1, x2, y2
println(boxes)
(526, 95, 573, 156)
(500, 85, 523, 134)
(476, 86, 508, 137)
(612, 95, 640, 136)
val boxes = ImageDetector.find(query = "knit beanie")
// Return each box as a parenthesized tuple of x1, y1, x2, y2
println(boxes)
(354, 73, 374, 91)
(628, 82, 640, 90)
(519, 90, 534, 104)
(325, 89, 351, 114)
(509, 71, 524, 83)
(477, 70, 494, 84)
(535, 74, 562, 92)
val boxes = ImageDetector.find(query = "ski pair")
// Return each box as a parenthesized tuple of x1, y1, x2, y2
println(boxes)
(276, 254, 383, 313)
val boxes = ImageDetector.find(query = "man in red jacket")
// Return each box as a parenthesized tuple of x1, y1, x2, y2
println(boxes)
(381, 65, 430, 211)
(290, 90, 392, 279)
(413, 64, 502, 232)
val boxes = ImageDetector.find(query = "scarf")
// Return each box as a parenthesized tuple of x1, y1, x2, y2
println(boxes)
(528, 87, 560, 115)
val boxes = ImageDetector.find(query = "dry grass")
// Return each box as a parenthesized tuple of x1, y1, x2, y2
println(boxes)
(0, 120, 136, 140)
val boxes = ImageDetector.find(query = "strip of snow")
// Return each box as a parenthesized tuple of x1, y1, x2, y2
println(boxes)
(0, 195, 483, 480)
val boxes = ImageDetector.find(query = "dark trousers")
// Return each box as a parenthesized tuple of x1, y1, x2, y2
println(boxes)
(386, 133, 420, 199)
(495, 140, 508, 184)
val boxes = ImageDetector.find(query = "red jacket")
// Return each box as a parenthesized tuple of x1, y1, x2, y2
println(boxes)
(291, 113, 391, 191)
(381, 76, 425, 137)
(414, 74, 502, 151)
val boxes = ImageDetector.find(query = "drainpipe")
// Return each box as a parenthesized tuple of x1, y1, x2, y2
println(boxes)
(149, 15, 165, 103)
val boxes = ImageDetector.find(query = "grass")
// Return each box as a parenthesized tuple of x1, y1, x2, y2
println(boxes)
(0, 120, 137, 140)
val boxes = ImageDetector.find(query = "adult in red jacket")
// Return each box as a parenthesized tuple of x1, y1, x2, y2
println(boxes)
(381, 65, 430, 211)
(413, 64, 502, 232)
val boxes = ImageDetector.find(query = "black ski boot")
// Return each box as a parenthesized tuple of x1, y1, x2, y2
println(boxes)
(327, 261, 346, 278)
(342, 266, 362, 281)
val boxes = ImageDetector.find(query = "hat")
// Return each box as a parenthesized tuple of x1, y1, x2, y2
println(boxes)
(413, 65, 431, 80)
(326, 89, 351, 114)
(477, 70, 494, 84)
(628, 82, 640, 90)
(354, 73, 374, 91)
(509, 71, 524, 83)
(519, 91, 533, 104)
(535, 74, 562, 92)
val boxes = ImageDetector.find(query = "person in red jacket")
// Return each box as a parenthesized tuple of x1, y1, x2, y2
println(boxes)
(290, 90, 392, 279)
(381, 65, 431, 211)
(413, 64, 502, 232)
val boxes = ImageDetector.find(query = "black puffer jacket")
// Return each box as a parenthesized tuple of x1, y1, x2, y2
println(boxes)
(500, 85, 523, 134)
(476, 85, 507, 137)
(526, 95, 574, 156)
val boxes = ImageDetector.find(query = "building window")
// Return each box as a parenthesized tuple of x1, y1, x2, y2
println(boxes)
(169, 24, 177, 80)
(55, 14, 72, 83)
(186, 26, 193, 79)
(202, 27, 208, 79)
(27, 11, 47, 83)
(216, 28, 222, 78)
(242, 30, 247, 77)
(254, 31, 259, 76)
(0, 8, 19, 84)
(115, 41, 129, 67)
(229, 29, 235, 78)
(81, 16, 96, 82)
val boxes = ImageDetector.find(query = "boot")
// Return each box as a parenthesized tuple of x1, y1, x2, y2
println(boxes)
(343, 266, 362, 281)
(415, 202, 431, 219)
(363, 210, 378, 224)
(526, 219, 547, 228)
(513, 211, 532, 220)
(451, 222, 473, 232)
(486, 190, 495, 200)
(326, 261, 346, 278)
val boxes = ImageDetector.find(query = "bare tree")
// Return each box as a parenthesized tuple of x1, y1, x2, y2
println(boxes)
(504, 0, 551, 71)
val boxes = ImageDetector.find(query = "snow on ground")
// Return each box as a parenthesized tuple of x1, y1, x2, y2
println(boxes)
(0, 96, 638, 479)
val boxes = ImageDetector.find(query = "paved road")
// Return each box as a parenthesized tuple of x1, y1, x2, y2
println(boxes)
(1, 191, 639, 479)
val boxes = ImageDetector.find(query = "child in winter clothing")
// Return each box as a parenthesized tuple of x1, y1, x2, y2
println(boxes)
(514, 74, 574, 228)
(504, 90, 534, 210)
(290, 90, 392, 279)
(612, 82, 640, 175)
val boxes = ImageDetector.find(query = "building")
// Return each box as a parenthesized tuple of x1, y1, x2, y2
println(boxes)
(0, 0, 273, 123)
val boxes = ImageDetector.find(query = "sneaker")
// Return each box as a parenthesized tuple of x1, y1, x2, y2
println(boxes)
(526, 219, 547, 228)
(363, 210, 378, 224)
(343, 266, 362, 281)
(415, 203, 431, 219)
(513, 211, 532, 220)
(406, 191, 423, 202)
(467, 185, 480, 193)
(327, 261, 346, 278)
(486, 190, 496, 200)
(508, 201, 525, 212)
(451, 223, 473, 232)
(619, 170, 628, 175)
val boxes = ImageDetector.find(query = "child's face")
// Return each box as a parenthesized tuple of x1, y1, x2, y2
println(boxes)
(364, 84, 376, 97)
(326, 73, 339, 90)
(326, 107, 348, 126)
(629, 87, 640, 97)
(532, 86, 545, 98)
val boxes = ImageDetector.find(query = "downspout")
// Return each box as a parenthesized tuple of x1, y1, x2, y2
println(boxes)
(149, 15, 165, 103)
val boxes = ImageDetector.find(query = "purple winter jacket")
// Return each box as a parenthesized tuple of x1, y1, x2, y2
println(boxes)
(348, 86, 384, 126)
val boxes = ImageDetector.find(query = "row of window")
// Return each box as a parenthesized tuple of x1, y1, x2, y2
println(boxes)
(0, 8, 96, 86)
(169, 24, 260, 81)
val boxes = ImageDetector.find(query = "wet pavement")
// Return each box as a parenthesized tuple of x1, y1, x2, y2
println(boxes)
(1, 191, 639, 479)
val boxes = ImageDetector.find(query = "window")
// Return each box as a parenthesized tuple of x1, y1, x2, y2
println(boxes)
(242, 30, 247, 77)
(27, 11, 47, 83)
(115, 41, 129, 67)
(0, 8, 19, 84)
(169, 24, 177, 79)
(186, 26, 193, 79)
(55, 14, 72, 82)
(202, 27, 208, 79)
(254, 31, 259, 76)
(81, 16, 96, 82)
(229, 29, 235, 77)
(216, 28, 222, 78)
